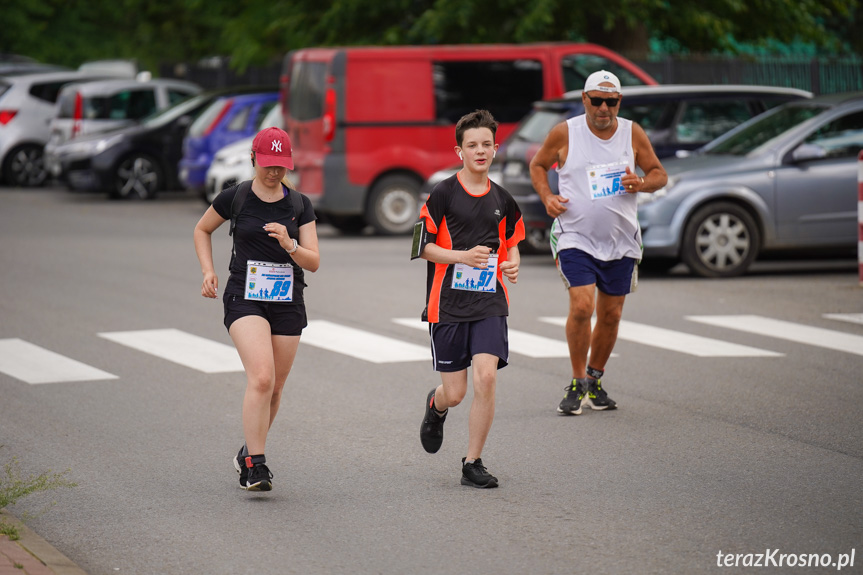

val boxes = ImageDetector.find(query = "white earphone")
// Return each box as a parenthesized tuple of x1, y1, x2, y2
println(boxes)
(493, 150, 496, 158)
(458, 151, 463, 160)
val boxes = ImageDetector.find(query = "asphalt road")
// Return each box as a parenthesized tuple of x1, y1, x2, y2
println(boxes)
(1, 187, 861, 575)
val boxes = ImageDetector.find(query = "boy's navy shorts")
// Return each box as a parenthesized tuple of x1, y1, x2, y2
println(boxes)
(223, 293, 307, 336)
(557, 247, 637, 296)
(429, 316, 508, 372)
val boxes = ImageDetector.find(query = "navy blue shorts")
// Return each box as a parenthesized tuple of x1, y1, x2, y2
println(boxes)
(223, 293, 307, 336)
(557, 248, 637, 296)
(429, 316, 509, 372)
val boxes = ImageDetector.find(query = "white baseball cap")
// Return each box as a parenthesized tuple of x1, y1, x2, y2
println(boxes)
(584, 70, 622, 94)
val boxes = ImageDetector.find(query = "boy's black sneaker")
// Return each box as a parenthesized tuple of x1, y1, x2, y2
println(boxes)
(244, 462, 273, 492)
(585, 378, 617, 410)
(232, 446, 248, 488)
(420, 388, 447, 454)
(557, 379, 586, 415)
(461, 458, 498, 488)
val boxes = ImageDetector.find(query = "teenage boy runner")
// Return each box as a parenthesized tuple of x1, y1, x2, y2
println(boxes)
(412, 109, 525, 488)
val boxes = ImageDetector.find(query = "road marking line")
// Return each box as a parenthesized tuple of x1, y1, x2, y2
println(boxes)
(539, 317, 781, 357)
(687, 315, 863, 357)
(392, 318, 571, 358)
(99, 329, 243, 373)
(823, 313, 863, 326)
(0, 338, 118, 384)
(302, 320, 428, 363)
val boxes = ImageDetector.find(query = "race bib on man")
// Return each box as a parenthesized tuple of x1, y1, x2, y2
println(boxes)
(245, 261, 294, 302)
(451, 254, 498, 293)
(587, 161, 629, 200)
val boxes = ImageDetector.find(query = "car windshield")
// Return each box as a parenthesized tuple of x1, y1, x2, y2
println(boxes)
(142, 93, 208, 128)
(513, 109, 565, 143)
(705, 103, 828, 156)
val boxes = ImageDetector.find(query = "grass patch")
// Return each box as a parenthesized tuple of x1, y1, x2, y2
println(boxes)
(0, 445, 77, 529)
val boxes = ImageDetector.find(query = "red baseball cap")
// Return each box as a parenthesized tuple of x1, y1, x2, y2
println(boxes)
(252, 127, 293, 170)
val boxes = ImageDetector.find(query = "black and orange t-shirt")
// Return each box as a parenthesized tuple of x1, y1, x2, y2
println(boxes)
(417, 172, 525, 323)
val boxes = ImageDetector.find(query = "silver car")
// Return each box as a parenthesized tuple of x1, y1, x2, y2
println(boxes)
(44, 78, 201, 177)
(0, 70, 115, 186)
(638, 92, 863, 277)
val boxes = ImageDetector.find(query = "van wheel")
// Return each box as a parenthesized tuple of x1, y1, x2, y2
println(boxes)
(112, 154, 161, 200)
(681, 202, 759, 278)
(367, 175, 420, 235)
(3, 144, 48, 187)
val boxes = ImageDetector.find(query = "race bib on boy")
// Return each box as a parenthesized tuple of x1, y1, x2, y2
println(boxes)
(451, 254, 498, 293)
(587, 161, 629, 200)
(245, 260, 294, 302)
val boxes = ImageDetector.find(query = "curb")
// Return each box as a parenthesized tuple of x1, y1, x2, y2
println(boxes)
(0, 510, 88, 575)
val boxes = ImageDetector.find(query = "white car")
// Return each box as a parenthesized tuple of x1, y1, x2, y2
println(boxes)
(203, 104, 284, 203)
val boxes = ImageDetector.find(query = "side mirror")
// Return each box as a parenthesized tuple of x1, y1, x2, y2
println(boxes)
(791, 143, 827, 162)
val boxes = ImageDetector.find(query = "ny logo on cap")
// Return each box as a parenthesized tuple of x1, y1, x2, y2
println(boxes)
(271, 140, 282, 153)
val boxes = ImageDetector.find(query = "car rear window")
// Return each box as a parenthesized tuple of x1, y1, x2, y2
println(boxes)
(29, 81, 70, 103)
(0, 80, 11, 101)
(289, 61, 328, 121)
(189, 99, 230, 137)
(83, 90, 158, 120)
(433, 60, 544, 124)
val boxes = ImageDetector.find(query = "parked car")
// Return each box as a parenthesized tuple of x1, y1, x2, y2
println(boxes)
(178, 91, 278, 195)
(422, 84, 813, 253)
(44, 78, 201, 178)
(282, 43, 657, 235)
(0, 69, 125, 186)
(52, 88, 270, 199)
(203, 103, 283, 203)
(638, 92, 863, 277)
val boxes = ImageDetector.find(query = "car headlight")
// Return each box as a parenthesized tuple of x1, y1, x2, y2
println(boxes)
(637, 175, 678, 206)
(218, 155, 245, 168)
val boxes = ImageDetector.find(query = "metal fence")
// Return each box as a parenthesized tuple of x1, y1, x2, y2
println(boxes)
(160, 54, 863, 96)
(634, 55, 863, 95)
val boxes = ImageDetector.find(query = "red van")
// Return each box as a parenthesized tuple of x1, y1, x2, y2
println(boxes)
(281, 43, 657, 234)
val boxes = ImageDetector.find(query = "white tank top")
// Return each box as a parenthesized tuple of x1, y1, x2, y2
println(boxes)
(552, 115, 641, 261)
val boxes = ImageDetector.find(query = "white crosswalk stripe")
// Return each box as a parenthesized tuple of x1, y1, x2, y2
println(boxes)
(539, 317, 782, 357)
(0, 338, 118, 384)
(392, 318, 571, 358)
(301, 320, 429, 363)
(99, 329, 244, 373)
(687, 315, 863, 357)
(5, 313, 860, 385)
(823, 313, 863, 326)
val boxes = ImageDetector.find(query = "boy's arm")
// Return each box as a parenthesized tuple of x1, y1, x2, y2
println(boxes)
(422, 243, 492, 268)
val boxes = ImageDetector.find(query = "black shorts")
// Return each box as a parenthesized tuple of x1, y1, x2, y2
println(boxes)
(429, 316, 509, 372)
(223, 293, 307, 336)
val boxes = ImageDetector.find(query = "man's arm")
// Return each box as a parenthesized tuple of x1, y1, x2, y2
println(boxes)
(529, 122, 570, 217)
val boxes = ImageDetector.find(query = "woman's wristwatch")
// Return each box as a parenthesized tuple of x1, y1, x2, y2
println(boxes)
(287, 238, 299, 254)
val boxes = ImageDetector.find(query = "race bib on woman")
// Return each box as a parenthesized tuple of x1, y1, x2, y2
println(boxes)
(245, 261, 294, 302)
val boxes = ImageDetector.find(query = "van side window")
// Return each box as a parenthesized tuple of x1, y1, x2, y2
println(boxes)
(290, 62, 327, 121)
(227, 104, 251, 131)
(124, 90, 157, 120)
(433, 60, 543, 124)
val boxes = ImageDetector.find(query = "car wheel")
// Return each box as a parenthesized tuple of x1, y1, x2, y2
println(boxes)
(113, 155, 161, 200)
(2, 144, 48, 187)
(681, 202, 760, 278)
(367, 174, 420, 235)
